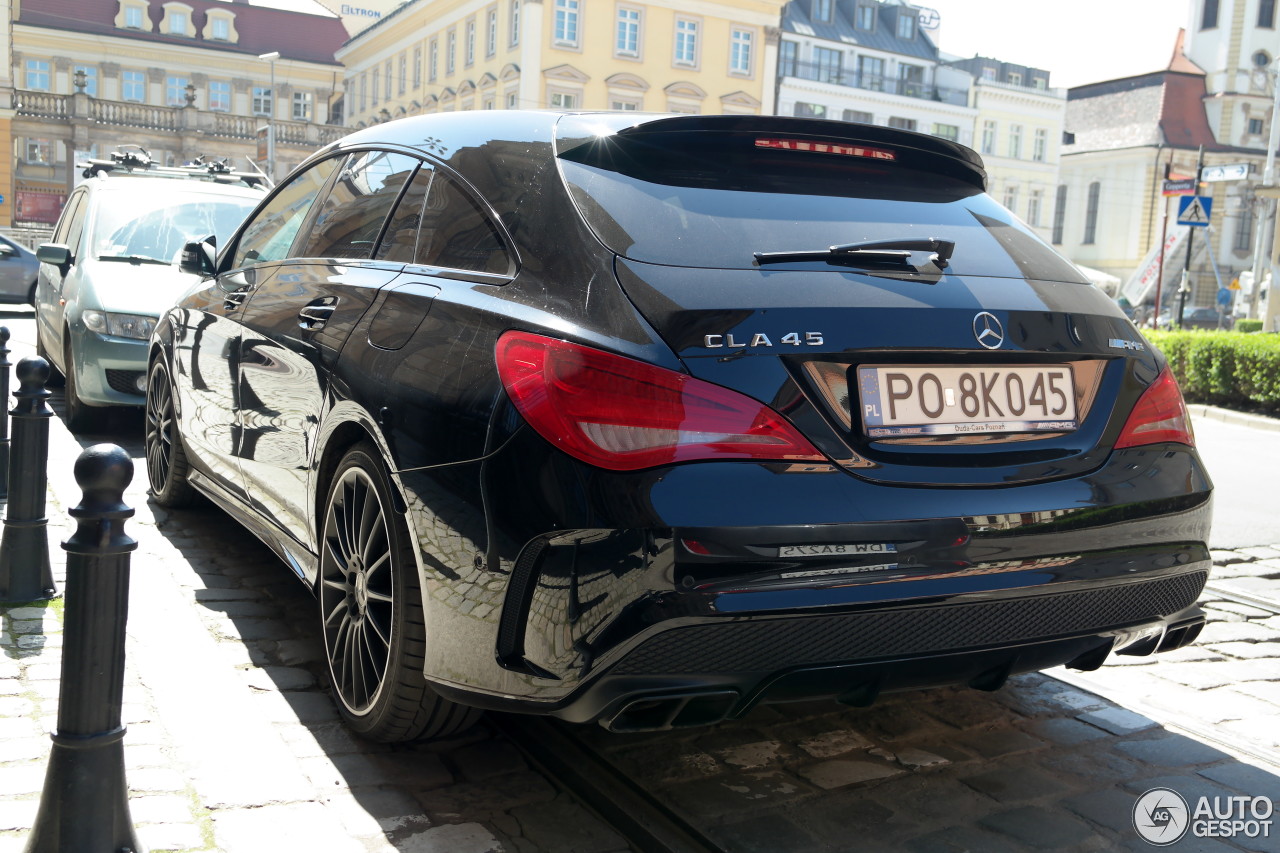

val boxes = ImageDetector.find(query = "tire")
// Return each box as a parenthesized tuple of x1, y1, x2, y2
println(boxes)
(26, 280, 36, 307)
(62, 339, 95, 434)
(144, 357, 196, 507)
(35, 327, 63, 387)
(319, 443, 480, 743)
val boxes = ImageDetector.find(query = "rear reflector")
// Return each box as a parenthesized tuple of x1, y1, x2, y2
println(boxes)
(754, 138, 896, 161)
(1114, 367, 1195, 449)
(496, 331, 826, 471)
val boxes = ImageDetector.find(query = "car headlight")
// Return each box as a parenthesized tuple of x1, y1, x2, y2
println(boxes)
(81, 310, 157, 340)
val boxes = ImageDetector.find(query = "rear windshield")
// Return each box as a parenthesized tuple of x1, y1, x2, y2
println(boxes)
(557, 128, 1086, 283)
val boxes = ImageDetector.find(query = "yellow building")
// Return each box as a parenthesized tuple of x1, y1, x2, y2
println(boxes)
(6, 0, 349, 230)
(337, 0, 787, 127)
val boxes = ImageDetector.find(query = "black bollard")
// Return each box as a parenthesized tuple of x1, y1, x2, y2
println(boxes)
(25, 444, 141, 853)
(0, 326, 11, 500)
(0, 356, 54, 601)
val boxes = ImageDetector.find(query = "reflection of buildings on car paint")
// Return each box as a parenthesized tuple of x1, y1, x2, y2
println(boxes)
(336, 0, 787, 126)
(0, 0, 347, 229)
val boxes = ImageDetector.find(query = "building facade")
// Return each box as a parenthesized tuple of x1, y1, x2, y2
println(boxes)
(1058, 1, 1280, 314)
(776, 0, 976, 147)
(7, 0, 349, 228)
(336, 0, 787, 127)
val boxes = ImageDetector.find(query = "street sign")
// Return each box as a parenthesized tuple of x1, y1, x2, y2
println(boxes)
(1163, 178, 1197, 196)
(1218, 287, 1233, 307)
(1230, 276, 1241, 291)
(1201, 163, 1251, 182)
(1177, 195, 1212, 227)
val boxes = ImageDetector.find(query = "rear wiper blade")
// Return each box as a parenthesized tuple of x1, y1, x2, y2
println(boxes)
(98, 254, 170, 266)
(754, 238, 955, 269)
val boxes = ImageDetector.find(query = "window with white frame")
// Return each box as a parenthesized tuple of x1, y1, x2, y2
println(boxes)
(413, 46, 422, 87)
(466, 20, 476, 65)
(507, 90, 518, 108)
(293, 91, 313, 120)
(122, 70, 145, 101)
(932, 123, 959, 141)
(1007, 71, 1022, 85)
(487, 8, 497, 56)
(1003, 185, 1018, 214)
(510, 0, 520, 45)
(674, 18, 699, 66)
(359, 73, 367, 112)
(447, 31, 456, 73)
(1235, 205, 1254, 250)
(857, 55, 883, 90)
(399, 54, 406, 93)
(371, 69, 379, 104)
(813, 46, 841, 83)
(1033, 128, 1047, 161)
(168, 10, 188, 34)
(1249, 117, 1265, 135)
(730, 29, 752, 74)
(1027, 189, 1043, 226)
(25, 60, 50, 91)
(25, 138, 51, 163)
(617, 7, 640, 57)
(611, 99, 639, 110)
(554, 0, 579, 45)
(855, 4, 874, 29)
(981, 120, 996, 154)
(74, 65, 99, 96)
(550, 91, 577, 109)
(209, 80, 231, 111)
(813, 0, 832, 22)
(384, 60, 392, 99)
(429, 39, 438, 82)
(981, 66, 996, 80)
(794, 102, 826, 119)
(1008, 124, 1023, 158)
(166, 76, 189, 106)
(210, 16, 230, 39)
(779, 40, 798, 77)
(253, 85, 272, 116)
(124, 5, 145, 28)
(844, 109, 872, 123)
(888, 116, 916, 131)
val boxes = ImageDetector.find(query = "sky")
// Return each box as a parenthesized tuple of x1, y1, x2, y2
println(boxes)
(920, 0, 1192, 89)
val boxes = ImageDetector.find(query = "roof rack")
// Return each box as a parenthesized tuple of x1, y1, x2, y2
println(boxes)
(78, 145, 270, 188)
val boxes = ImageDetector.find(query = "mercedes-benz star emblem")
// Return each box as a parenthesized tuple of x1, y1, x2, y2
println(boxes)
(973, 311, 1004, 350)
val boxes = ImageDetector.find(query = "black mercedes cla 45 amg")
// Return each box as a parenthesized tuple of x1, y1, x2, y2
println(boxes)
(146, 111, 1212, 742)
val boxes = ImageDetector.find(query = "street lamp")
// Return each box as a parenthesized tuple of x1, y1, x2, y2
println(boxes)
(258, 51, 279, 181)
(1248, 58, 1280, 319)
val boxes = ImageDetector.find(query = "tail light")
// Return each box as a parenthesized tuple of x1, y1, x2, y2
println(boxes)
(496, 331, 826, 471)
(1114, 367, 1195, 449)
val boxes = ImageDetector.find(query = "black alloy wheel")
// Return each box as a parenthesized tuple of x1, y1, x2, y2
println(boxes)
(144, 358, 195, 507)
(319, 443, 479, 742)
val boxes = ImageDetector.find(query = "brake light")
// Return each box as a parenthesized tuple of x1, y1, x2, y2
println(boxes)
(496, 331, 825, 471)
(754, 138, 896, 160)
(1114, 367, 1194, 449)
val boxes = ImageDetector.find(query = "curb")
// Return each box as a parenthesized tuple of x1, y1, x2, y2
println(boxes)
(1187, 404, 1280, 433)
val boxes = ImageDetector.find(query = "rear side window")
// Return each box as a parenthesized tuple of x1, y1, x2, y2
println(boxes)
(375, 164, 433, 263)
(301, 150, 420, 260)
(416, 173, 510, 274)
(232, 157, 340, 269)
(557, 128, 1086, 282)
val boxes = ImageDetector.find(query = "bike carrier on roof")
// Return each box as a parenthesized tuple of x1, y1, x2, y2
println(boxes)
(78, 146, 270, 189)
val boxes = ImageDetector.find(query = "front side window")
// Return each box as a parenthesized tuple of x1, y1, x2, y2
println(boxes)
(233, 158, 340, 269)
(253, 86, 272, 116)
(209, 80, 231, 111)
(25, 60, 50, 91)
(617, 7, 640, 57)
(302, 151, 418, 260)
(166, 76, 190, 106)
(293, 91, 313, 121)
(674, 19, 699, 66)
(555, 0, 579, 44)
(74, 65, 99, 96)
(122, 70, 146, 101)
(730, 29, 753, 74)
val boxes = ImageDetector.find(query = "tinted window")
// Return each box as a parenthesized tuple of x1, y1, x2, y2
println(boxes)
(233, 157, 340, 269)
(301, 151, 419, 260)
(417, 173, 510, 274)
(374, 163, 433, 263)
(557, 128, 1087, 282)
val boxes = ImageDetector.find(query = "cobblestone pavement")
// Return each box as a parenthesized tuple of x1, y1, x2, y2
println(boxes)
(1, 315, 1278, 852)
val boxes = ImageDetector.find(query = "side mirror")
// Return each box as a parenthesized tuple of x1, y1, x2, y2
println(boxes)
(36, 243, 71, 267)
(0, 244, 16, 258)
(179, 237, 217, 277)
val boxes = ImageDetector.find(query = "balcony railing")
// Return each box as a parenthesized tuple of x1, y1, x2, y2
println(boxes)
(780, 61, 969, 107)
(15, 92, 68, 119)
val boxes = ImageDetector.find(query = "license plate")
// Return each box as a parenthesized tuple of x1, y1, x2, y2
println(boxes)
(778, 543, 898, 558)
(857, 364, 1077, 437)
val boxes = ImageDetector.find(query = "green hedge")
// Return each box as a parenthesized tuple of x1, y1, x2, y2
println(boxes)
(1236, 319, 1264, 334)
(1146, 330, 1280, 412)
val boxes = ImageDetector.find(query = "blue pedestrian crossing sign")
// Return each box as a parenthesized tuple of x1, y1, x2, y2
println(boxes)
(1177, 195, 1212, 227)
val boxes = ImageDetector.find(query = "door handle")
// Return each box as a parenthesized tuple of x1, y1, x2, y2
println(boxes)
(298, 298, 337, 331)
(223, 290, 248, 311)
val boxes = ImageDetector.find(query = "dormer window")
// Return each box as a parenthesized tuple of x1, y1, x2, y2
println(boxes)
(855, 5, 875, 30)
(203, 11, 238, 43)
(212, 18, 229, 38)
(126, 6, 143, 27)
(160, 2, 195, 37)
(116, 1, 151, 31)
(896, 10, 915, 39)
(168, 12, 186, 34)
(813, 0, 833, 22)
